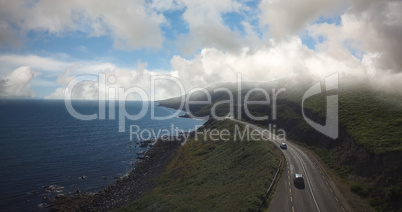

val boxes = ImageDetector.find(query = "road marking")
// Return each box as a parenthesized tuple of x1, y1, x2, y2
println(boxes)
(292, 206, 295, 212)
(288, 175, 290, 180)
(330, 188, 333, 193)
(335, 196, 339, 202)
(295, 153, 321, 212)
(232, 120, 341, 212)
(289, 188, 292, 194)
(290, 196, 293, 202)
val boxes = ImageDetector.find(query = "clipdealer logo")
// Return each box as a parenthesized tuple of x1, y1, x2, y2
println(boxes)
(302, 72, 339, 139)
(62, 72, 339, 141)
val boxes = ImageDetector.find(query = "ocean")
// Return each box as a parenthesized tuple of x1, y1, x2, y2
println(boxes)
(0, 99, 205, 211)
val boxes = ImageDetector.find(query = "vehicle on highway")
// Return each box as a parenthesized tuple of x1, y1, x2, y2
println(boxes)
(280, 143, 287, 149)
(293, 173, 304, 185)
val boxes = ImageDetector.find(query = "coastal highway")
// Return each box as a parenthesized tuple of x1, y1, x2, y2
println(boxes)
(231, 119, 351, 212)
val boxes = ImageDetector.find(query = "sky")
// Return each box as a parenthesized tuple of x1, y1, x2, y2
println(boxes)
(0, 0, 401, 100)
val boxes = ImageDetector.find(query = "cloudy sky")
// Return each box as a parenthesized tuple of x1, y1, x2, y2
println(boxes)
(0, 0, 401, 99)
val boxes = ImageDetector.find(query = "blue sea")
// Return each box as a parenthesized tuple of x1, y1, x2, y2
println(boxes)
(0, 99, 205, 211)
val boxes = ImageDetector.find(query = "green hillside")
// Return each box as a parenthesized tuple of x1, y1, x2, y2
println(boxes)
(158, 80, 402, 211)
(160, 81, 402, 155)
(303, 84, 402, 154)
(117, 119, 280, 212)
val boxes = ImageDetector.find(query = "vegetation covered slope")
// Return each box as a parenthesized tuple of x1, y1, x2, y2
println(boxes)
(159, 80, 402, 211)
(117, 119, 281, 212)
(290, 83, 402, 154)
(160, 81, 402, 155)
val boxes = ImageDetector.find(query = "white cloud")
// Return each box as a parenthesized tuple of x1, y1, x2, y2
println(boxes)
(1, 0, 402, 99)
(177, 0, 246, 54)
(170, 35, 400, 92)
(41, 33, 402, 100)
(254, 0, 402, 93)
(45, 65, 183, 100)
(0, 54, 71, 75)
(0, 0, 260, 53)
(0, 0, 166, 49)
(257, 0, 402, 74)
(150, 0, 185, 12)
(341, 0, 402, 73)
(0, 54, 118, 77)
(171, 39, 311, 90)
(31, 78, 59, 87)
(308, 0, 402, 74)
(44, 88, 67, 99)
(0, 20, 23, 48)
(0, 66, 36, 97)
(259, 0, 345, 39)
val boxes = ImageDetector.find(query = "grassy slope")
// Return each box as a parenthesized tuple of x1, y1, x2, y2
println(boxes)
(259, 83, 402, 211)
(301, 84, 402, 154)
(117, 119, 279, 212)
(159, 81, 402, 211)
(162, 81, 402, 155)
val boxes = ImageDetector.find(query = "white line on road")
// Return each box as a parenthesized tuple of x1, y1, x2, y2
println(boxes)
(231, 119, 347, 212)
(295, 153, 321, 212)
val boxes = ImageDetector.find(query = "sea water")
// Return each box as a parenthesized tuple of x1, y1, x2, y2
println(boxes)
(0, 99, 205, 211)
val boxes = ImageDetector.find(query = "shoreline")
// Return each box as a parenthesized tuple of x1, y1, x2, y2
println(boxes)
(49, 136, 183, 211)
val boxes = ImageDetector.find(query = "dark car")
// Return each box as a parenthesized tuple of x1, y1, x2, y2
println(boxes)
(294, 173, 304, 185)
(280, 143, 287, 149)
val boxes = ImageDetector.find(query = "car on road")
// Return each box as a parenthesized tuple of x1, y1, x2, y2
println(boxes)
(280, 143, 287, 149)
(293, 173, 304, 185)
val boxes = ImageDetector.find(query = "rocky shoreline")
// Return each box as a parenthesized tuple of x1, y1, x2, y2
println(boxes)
(49, 137, 183, 212)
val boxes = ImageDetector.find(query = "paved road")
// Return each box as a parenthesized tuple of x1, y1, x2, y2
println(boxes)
(231, 119, 350, 212)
